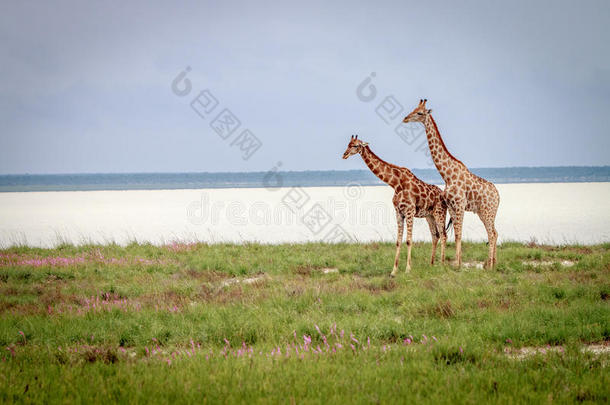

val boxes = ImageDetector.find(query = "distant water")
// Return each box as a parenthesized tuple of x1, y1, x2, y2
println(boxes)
(0, 184, 608, 246)
(0, 166, 609, 192)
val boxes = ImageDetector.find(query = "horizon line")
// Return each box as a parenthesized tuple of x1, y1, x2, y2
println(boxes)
(1, 164, 609, 177)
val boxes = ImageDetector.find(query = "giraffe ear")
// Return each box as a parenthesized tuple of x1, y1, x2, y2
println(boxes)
(361, 142, 369, 147)
(427, 109, 432, 114)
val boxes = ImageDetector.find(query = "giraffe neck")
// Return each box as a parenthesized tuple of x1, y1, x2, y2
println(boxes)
(360, 146, 403, 187)
(424, 115, 464, 182)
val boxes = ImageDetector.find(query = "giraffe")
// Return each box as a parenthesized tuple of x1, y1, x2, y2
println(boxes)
(403, 99, 500, 268)
(342, 135, 448, 277)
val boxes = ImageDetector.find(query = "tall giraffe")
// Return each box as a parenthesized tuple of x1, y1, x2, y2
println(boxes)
(403, 100, 500, 268)
(342, 135, 447, 276)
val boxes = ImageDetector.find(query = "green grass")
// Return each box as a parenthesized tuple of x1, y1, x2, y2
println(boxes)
(0, 241, 608, 404)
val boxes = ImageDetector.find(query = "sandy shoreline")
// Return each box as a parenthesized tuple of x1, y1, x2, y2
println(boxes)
(0, 183, 608, 247)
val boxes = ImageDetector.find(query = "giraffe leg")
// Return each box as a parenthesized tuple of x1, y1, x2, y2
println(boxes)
(478, 212, 498, 269)
(434, 205, 447, 265)
(405, 212, 414, 272)
(493, 233, 498, 266)
(448, 207, 464, 268)
(440, 230, 446, 265)
(425, 216, 439, 265)
(390, 209, 405, 277)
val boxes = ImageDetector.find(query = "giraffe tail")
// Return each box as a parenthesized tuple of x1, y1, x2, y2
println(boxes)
(445, 217, 453, 233)
(439, 191, 453, 234)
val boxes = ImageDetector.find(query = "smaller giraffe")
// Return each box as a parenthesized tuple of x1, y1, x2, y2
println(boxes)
(342, 135, 448, 277)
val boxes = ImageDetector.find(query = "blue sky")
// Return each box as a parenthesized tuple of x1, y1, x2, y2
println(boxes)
(1, 0, 609, 174)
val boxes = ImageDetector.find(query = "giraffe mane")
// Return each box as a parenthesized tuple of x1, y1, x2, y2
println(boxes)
(364, 146, 412, 173)
(428, 115, 463, 165)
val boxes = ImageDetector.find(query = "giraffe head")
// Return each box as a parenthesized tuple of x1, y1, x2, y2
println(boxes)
(342, 135, 369, 159)
(402, 99, 432, 124)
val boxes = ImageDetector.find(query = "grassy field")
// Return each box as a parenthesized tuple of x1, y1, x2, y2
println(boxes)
(0, 241, 608, 404)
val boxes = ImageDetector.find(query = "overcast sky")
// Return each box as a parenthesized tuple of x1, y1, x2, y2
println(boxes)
(0, 0, 608, 174)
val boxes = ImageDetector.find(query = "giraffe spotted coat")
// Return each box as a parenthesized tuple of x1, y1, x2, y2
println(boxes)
(343, 135, 448, 276)
(403, 99, 500, 268)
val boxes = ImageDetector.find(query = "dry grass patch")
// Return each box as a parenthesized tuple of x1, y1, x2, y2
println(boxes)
(421, 300, 455, 319)
(183, 268, 230, 283)
(525, 241, 593, 255)
(293, 266, 313, 276)
(349, 275, 397, 294)
(195, 278, 272, 305)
